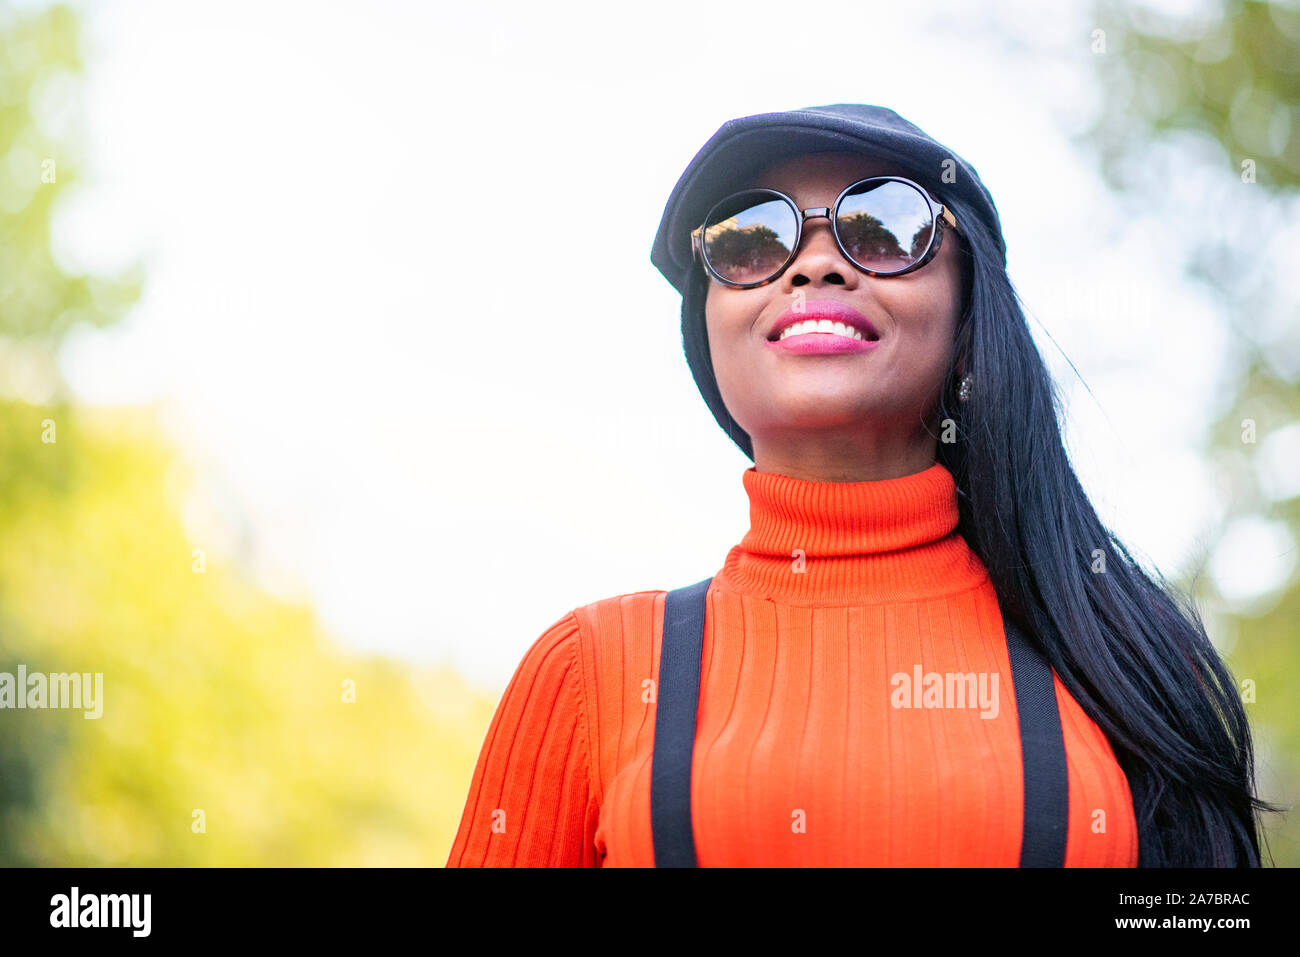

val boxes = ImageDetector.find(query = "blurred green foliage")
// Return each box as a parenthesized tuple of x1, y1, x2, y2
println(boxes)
(0, 3, 141, 352)
(0, 399, 495, 865)
(1085, 0, 1300, 865)
(1089, 0, 1300, 189)
(0, 2, 492, 866)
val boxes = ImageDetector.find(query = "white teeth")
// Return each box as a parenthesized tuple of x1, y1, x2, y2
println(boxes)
(778, 319, 869, 341)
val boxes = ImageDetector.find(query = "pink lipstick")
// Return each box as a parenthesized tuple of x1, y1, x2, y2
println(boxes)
(764, 300, 881, 355)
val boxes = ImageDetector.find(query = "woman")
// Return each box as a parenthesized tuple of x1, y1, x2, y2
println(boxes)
(445, 104, 1274, 867)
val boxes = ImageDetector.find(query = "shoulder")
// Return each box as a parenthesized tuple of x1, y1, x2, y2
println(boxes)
(515, 589, 669, 682)
(562, 588, 676, 684)
(570, 588, 669, 631)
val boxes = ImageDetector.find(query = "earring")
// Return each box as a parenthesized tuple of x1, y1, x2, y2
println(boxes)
(957, 373, 973, 402)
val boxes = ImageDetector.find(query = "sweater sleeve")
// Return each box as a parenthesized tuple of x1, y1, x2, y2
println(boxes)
(444, 609, 600, 867)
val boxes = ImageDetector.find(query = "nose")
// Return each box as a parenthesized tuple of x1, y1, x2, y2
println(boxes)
(785, 208, 851, 284)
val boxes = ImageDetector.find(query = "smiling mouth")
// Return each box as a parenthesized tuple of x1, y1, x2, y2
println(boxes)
(769, 319, 880, 342)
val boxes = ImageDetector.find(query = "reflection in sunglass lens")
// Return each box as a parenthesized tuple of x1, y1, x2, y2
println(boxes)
(836, 180, 935, 273)
(701, 192, 796, 285)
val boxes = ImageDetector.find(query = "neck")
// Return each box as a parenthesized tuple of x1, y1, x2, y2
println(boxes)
(750, 431, 941, 483)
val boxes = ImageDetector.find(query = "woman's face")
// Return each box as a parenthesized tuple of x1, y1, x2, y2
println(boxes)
(704, 151, 967, 482)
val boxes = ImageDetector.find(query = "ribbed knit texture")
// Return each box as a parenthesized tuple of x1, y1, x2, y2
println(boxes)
(445, 461, 1138, 866)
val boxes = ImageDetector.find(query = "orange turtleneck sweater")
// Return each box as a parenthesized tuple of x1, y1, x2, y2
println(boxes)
(445, 461, 1138, 867)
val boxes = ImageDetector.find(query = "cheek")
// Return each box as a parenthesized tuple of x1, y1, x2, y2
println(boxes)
(705, 290, 754, 356)
(870, 278, 963, 390)
(881, 260, 963, 342)
(704, 292, 766, 409)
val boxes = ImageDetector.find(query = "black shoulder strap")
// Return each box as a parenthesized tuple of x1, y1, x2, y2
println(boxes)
(650, 578, 1068, 867)
(650, 576, 712, 867)
(1003, 613, 1069, 867)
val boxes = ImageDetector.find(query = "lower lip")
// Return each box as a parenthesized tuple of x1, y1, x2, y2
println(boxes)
(764, 332, 881, 354)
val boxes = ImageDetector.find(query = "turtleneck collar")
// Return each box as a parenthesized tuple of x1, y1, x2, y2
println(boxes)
(716, 461, 990, 606)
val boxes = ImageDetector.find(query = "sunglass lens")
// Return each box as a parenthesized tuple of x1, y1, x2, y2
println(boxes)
(701, 192, 796, 285)
(836, 180, 935, 273)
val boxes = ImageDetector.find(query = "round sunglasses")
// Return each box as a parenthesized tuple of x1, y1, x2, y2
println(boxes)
(690, 175, 961, 289)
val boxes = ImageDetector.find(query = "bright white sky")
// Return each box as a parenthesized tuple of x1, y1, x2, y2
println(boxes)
(30, 0, 1298, 688)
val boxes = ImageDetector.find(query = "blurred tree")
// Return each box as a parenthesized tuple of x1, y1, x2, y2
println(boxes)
(0, 0, 133, 863)
(1082, 0, 1300, 865)
(0, 2, 494, 866)
(0, 399, 497, 865)
(0, 3, 141, 376)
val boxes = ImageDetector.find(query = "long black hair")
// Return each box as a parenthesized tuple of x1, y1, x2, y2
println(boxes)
(680, 195, 1280, 867)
